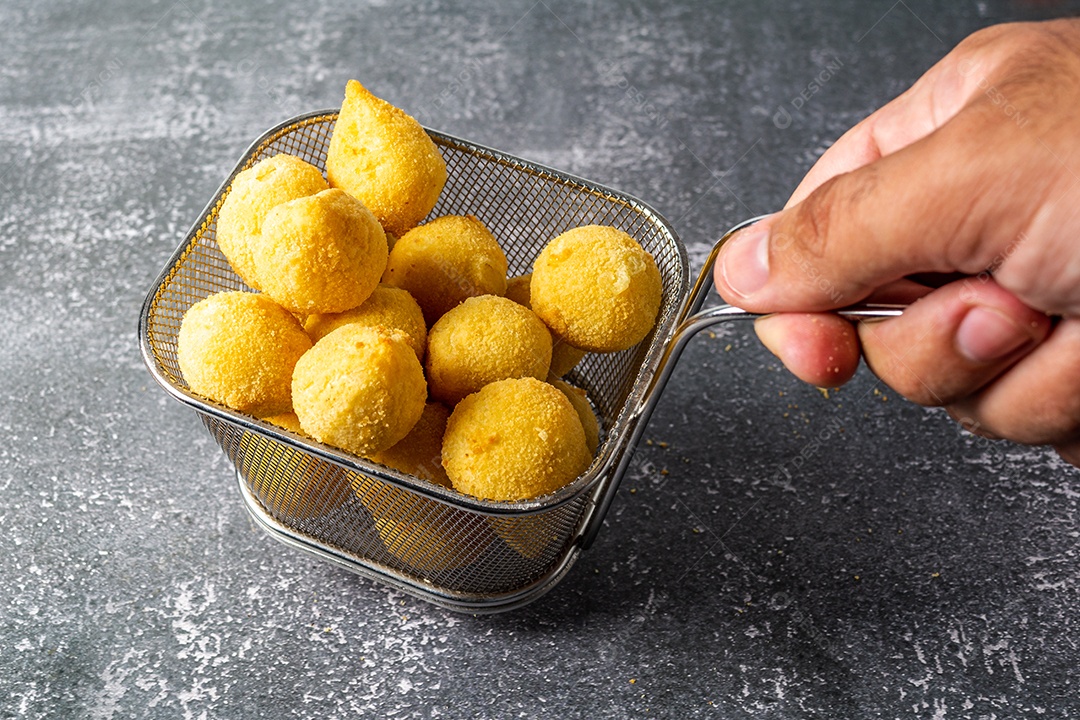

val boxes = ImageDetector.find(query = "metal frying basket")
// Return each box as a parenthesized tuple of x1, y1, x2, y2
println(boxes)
(139, 110, 897, 613)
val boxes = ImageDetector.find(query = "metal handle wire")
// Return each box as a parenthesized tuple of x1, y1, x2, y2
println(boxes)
(580, 215, 905, 549)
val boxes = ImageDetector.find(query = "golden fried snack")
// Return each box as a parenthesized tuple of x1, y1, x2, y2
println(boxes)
(215, 154, 328, 290)
(549, 340, 588, 378)
(177, 291, 312, 417)
(291, 325, 426, 457)
(304, 284, 427, 362)
(368, 401, 452, 486)
(326, 79, 448, 237)
(382, 215, 508, 326)
(531, 225, 662, 353)
(426, 295, 552, 406)
(255, 188, 388, 315)
(356, 402, 493, 571)
(243, 432, 353, 521)
(503, 273, 532, 306)
(549, 377, 600, 455)
(504, 272, 586, 377)
(263, 411, 304, 434)
(489, 515, 561, 560)
(443, 377, 591, 501)
(356, 478, 494, 572)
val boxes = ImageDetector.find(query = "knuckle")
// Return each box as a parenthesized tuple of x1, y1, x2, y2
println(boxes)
(861, 345, 950, 407)
(957, 21, 1052, 60)
(963, 22, 1075, 83)
(947, 21, 1075, 105)
(788, 180, 838, 263)
(1024, 392, 1080, 446)
(786, 168, 877, 264)
(892, 372, 953, 407)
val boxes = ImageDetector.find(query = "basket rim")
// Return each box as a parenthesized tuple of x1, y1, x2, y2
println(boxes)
(138, 108, 692, 518)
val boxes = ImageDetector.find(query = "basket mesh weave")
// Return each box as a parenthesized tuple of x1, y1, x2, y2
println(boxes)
(142, 112, 688, 608)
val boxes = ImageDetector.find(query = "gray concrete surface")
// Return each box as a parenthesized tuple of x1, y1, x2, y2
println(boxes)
(3, 1, 1080, 717)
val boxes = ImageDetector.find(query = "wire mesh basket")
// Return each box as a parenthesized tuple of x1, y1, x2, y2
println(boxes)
(139, 110, 694, 612)
(139, 110, 902, 612)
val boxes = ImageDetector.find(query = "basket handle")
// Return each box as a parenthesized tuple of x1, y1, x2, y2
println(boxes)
(580, 216, 904, 550)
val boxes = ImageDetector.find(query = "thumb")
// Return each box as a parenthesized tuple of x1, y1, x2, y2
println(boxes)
(712, 101, 1044, 313)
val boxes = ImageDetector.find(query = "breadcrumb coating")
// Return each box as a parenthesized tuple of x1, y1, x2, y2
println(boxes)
(304, 284, 427, 362)
(256, 188, 387, 314)
(215, 154, 328, 290)
(357, 401, 493, 571)
(548, 377, 600, 454)
(426, 295, 552, 406)
(503, 273, 533, 306)
(382, 214, 508, 326)
(291, 324, 426, 457)
(443, 377, 591, 501)
(504, 272, 586, 377)
(177, 291, 312, 417)
(326, 79, 447, 237)
(369, 401, 452, 487)
(531, 225, 662, 353)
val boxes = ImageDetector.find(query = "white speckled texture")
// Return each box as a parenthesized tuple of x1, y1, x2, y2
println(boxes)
(3, 1, 1080, 717)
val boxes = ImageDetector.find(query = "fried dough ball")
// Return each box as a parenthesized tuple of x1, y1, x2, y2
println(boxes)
(263, 411, 304, 434)
(549, 340, 588, 378)
(531, 225, 662, 353)
(489, 515, 562, 560)
(426, 295, 552, 406)
(215, 154, 328, 290)
(382, 215, 508, 326)
(255, 188, 388, 315)
(326, 79, 448, 237)
(368, 401, 452, 487)
(503, 273, 532, 306)
(356, 478, 494, 572)
(304, 284, 427, 362)
(443, 377, 592, 501)
(549, 377, 600, 455)
(177, 291, 312, 417)
(356, 402, 493, 571)
(242, 432, 353, 521)
(291, 325, 426, 457)
(505, 272, 587, 377)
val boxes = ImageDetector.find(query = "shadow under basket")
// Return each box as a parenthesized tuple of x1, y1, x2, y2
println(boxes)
(139, 109, 692, 613)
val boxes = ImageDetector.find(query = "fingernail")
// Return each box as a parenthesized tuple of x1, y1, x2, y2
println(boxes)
(753, 314, 784, 358)
(956, 306, 1033, 363)
(720, 222, 771, 299)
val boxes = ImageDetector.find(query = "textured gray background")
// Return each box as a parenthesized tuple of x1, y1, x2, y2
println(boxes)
(3, 1, 1080, 718)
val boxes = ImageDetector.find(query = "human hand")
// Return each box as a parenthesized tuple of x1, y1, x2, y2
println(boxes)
(712, 19, 1080, 466)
